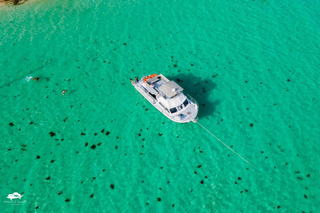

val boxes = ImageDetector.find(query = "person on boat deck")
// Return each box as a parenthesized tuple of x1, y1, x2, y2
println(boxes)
(130, 79, 134, 84)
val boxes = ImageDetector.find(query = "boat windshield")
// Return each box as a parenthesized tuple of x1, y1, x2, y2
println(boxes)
(170, 107, 178, 114)
(183, 99, 189, 107)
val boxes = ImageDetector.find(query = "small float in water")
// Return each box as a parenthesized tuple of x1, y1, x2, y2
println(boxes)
(132, 74, 198, 123)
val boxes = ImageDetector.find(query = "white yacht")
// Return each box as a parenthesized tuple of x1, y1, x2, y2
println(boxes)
(132, 74, 198, 123)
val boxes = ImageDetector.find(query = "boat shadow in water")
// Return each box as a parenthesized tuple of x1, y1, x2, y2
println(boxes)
(167, 74, 220, 119)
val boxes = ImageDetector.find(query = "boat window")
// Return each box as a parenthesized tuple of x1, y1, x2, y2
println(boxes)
(170, 107, 178, 114)
(149, 92, 157, 100)
(183, 99, 189, 107)
(177, 104, 183, 111)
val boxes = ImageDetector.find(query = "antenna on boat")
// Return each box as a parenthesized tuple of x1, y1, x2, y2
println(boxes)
(172, 88, 178, 94)
(196, 121, 278, 183)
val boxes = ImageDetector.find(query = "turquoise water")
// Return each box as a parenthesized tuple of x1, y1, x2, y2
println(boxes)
(1, 0, 319, 212)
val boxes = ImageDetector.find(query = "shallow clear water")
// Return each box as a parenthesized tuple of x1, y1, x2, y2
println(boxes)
(0, 0, 319, 212)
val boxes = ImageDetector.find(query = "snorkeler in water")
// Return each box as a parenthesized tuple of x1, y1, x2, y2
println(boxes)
(33, 77, 39, 81)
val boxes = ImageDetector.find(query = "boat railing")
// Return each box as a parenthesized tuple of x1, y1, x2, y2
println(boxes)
(186, 94, 199, 123)
(140, 85, 157, 102)
(140, 85, 148, 93)
(158, 102, 169, 113)
(186, 94, 199, 108)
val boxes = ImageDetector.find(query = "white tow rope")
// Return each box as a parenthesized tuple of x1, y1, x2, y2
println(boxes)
(197, 121, 258, 169)
(197, 121, 278, 183)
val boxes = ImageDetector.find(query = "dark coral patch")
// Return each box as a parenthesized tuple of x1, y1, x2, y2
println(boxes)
(49, 131, 56, 137)
(106, 131, 110, 136)
(91, 145, 96, 150)
(9, 122, 14, 127)
(36, 155, 41, 159)
(200, 180, 204, 184)
(90, 193, 94, 198)
(250, 123, 254, 127)
(85, 142, 88, 147)
(157, 197, 162, 202)
(65, 198, 70, 202)
(58, 191, 62, 195)
(81, 132, 86, 136)
(110, 184, 114, 189)
(46, 177, 51, 180)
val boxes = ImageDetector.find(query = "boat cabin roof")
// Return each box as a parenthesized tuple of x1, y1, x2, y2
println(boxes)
(158, 81, 183, 98)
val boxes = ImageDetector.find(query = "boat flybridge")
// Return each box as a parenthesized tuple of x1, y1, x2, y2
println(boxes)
(132, 74, 198, 123)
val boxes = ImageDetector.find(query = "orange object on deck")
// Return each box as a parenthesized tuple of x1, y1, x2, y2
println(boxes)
(143, 74, 157, 82)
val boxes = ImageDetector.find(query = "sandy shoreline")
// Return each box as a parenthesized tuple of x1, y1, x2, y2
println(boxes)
(0, 0, 28, 7)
